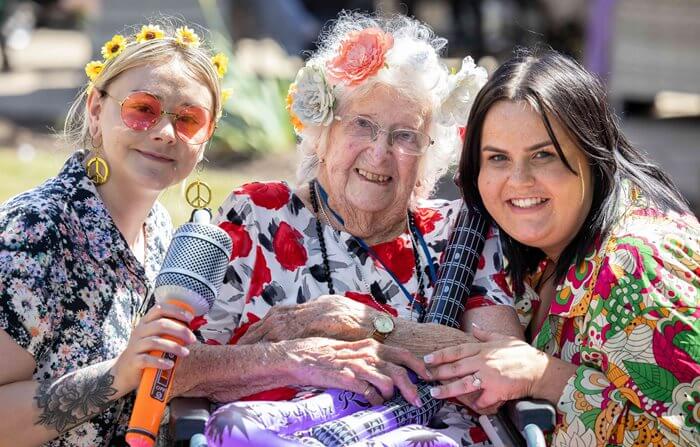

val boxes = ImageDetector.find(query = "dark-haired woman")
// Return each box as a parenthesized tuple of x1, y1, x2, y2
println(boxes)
(425, 50, 699, 446)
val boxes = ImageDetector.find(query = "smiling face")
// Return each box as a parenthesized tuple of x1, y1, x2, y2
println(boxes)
(316, 84, 428, 228)
(477, 100, 593, 259)
(87, 57, 214, 193)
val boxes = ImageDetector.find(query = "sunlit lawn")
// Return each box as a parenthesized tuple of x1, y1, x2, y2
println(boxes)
(0, 148, 249, 225)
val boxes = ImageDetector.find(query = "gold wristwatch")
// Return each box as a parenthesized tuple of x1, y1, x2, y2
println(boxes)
(370, 314, 395, 343)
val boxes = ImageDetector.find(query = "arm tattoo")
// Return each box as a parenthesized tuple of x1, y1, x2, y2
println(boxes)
(34, 361, 118, 434)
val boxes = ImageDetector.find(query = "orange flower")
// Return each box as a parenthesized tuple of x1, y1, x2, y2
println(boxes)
(285, 83, 304, 133)
(326, 28, 393, 86)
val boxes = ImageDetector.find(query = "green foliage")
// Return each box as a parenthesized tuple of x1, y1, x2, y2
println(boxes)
(199, 0, 297, 156)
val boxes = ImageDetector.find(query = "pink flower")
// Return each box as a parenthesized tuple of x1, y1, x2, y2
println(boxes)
(326, 28, 393, 85)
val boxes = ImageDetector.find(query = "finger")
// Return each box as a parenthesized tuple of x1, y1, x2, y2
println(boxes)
(424, 343, 481, 366)
(378, 345, 432, 381)
(141, 303, 194, 325)
(471, 324, 507, 342)
(429, 357, 480, 381)
(381, 363, 421, 407)
(430, 375, 480, 399)
(136, 335, 191, 358)
(138, 318, 197, 345)
(135, 353, 175, 370)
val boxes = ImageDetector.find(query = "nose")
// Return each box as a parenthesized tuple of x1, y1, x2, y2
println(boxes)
(368, 130, 392, 161)
(508, 160, 536, 186)
(151, 113, 177, 145)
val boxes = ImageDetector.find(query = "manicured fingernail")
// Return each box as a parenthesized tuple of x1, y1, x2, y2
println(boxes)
(429, 387, 440, 398)
(423, 354, 434, 363)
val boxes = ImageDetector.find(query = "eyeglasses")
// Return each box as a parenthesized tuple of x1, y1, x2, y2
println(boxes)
(99, 90, 215, 144)
(338, 115, 434, 156)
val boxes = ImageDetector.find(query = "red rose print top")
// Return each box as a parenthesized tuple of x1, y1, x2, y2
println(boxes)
(198, 181, 515, 445)
(200, 181, 513, 345)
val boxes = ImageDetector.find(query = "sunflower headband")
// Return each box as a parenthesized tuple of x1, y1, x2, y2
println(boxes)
(85, 25, 233, 103)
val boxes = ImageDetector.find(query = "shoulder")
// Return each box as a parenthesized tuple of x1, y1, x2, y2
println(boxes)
(413, 198, 461, 237)
(1, 182, 68, 251)
(214, 181, 305, 226)
(599, 206, 699, 305)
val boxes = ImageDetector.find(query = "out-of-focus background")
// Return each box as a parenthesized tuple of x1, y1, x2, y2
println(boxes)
(0, 0, 698, 223)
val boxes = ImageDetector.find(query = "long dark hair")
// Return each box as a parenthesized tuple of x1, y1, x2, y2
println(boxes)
(459, 49, 690, 294)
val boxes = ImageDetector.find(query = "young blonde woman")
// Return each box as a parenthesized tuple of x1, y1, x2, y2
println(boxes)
(0, 21, 228, 446)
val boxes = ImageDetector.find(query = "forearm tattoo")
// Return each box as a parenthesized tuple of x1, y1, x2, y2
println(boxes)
(34, 361, 118, 434)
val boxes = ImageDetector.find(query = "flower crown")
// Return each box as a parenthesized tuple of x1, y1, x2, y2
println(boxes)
(285, 27, 487, 134)
(84, 25, 233, 104)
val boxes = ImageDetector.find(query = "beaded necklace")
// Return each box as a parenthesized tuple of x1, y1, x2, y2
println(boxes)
(308, 180, 429, 316)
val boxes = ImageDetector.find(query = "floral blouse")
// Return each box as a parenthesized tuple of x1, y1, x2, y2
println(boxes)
(0, 151, 171, 447)
(514, 188, 700, 446)
(198, 181, 515, 445)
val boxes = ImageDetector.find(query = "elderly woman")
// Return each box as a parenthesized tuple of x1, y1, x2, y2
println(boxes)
(172, 12, 521, 444)
(0, 21, 226, 446)
(426, 50, 700, 446)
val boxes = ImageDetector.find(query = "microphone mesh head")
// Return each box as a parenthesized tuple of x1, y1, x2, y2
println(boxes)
(154, 222, 232, 315)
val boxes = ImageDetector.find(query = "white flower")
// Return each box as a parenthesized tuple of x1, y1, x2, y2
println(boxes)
(437, 56, 488, 126)
(290, 65, 335, 127)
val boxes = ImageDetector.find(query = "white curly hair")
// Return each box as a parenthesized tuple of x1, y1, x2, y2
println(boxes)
(295, 11, 481, 203)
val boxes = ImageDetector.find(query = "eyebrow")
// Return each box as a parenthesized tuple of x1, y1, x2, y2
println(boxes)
(482, 141, 554, 153)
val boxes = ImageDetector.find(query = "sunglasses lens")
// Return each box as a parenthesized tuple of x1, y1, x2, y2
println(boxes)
(175, 106, 213, 144)
(121, 92, 161, 131)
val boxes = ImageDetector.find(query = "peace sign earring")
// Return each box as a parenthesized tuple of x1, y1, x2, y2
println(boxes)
(86, 134, 110, 185)
(185, 163, 212, 210)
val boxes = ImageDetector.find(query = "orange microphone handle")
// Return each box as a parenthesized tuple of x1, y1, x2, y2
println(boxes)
(125, 300, 194, 447)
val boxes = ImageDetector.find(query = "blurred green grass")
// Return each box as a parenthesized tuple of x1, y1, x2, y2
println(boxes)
(0, 148, 247, 225)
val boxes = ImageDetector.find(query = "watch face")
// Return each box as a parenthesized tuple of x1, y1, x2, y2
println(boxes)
(374, 315, 394, 333)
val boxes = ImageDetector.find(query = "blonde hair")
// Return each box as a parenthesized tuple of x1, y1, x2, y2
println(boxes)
(64, 19, 223, 150)
(295, 12, 464, 202)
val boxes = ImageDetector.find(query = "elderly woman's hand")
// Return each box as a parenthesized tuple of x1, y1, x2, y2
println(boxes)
(424, 325, 552, 413)
(279, 337, 430, 407)
(237, 295, 378, 344)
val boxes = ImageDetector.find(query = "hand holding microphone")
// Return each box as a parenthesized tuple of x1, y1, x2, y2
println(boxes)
(123, 209, 233, 447)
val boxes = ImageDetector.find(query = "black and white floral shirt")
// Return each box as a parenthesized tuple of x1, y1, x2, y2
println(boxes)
(0, 151, 172, 446)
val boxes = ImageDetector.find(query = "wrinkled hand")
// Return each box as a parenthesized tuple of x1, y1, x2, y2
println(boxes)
(238, 295, 377, 344)
(425, 325, 548, 413)
(281, 337, 430, 407)
(112, 303, 197, 392)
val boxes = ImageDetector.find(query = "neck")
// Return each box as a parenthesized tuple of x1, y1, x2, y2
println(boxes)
(96, 179, 157, 248)
(310, 180, 408, 245)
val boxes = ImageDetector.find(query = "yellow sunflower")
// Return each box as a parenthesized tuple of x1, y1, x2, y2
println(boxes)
(84, 60, 104, 81)
(211, 52, 229, 79)
(175, 26, 200, 48)
(135, 24, 165, 43)
(101, 34, 127, 60)
(221, 88, 234, 104)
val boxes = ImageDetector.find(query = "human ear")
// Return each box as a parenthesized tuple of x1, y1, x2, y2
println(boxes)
(86, 89, 104, 140)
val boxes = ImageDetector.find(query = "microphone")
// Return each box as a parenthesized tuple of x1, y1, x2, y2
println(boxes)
(126, 209, 232, 447)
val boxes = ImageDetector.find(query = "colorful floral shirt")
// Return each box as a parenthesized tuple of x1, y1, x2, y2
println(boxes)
(198, 181, 515, 445)
(514, 189, 700, 446)
(0, 151, 172, 447)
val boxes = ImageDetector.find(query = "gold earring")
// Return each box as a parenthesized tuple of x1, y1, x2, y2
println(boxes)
(185, 164, 212, 209)
(86, 135, 109, 185)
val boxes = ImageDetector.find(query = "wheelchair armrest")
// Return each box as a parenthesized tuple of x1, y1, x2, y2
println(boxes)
(480, 399, 556, 447)
(168, 397, 212, 443)
(503, 399, 556, 433)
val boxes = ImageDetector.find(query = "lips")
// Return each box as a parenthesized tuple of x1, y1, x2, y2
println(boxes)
(508, 197, 549, 208)
(136, 149, 175, 162)
(356, 168, 391, 183)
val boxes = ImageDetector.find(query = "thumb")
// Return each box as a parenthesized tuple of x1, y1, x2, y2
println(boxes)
(471, 323, 506, 342)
